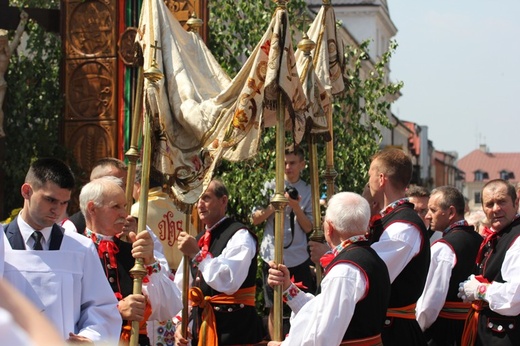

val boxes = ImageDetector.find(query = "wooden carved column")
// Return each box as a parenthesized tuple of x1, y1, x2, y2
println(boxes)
(62, 0, 118, 178)
(165, 0, 209, 42)
(61, 0, 208, 189)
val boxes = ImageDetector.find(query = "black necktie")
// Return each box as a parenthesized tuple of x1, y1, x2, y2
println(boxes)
(31, 231, 43, 250)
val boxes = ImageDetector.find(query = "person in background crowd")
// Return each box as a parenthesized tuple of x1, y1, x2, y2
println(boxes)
(68, 157, 129, 234)
(251, 146, 315, 336)
(406, 185, 435, 242)
(405, 185, 430, 228)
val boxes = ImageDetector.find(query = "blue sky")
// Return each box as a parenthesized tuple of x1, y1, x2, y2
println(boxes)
(387, 0, 520, 158)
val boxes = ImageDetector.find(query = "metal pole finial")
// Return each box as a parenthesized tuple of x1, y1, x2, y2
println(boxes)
(186, 12, 203, 33)
(273, 0, 288, 9)
(297, 33, 316, 55)
(144, 40, 163, 82)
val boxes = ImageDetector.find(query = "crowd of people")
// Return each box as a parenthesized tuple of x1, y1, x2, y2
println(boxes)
(1, 147, 520, 346)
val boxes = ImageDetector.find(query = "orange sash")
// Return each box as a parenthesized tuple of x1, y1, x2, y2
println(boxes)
(386, 303, 417, 320)
(340, 334, 383, 346)
(438, 301, 471, 320)
(461, 301, 488, 346)
(189, 286, 256, 346)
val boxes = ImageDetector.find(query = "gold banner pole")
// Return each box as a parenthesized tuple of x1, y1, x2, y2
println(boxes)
(181, 204, 193, 338)
(271, 91, 287, 342)
(271, 4, 290, 342)
(128, 46, 164, 346)
(314, 0, 337, 201)
(271, 1, 288, 341)
(177, 13, 203, 340)
(323, 112, 337, 201)
(308, 134, 324, 285)
(297, 34, 324, 286)
(125, 44, 144, 214)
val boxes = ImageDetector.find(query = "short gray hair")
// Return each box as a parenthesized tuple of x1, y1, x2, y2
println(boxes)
(325, 192, 370, 237)
(79, 176, 123, 216)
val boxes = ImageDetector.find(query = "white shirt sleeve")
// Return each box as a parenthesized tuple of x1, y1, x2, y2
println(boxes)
(284, 287, 314, 315)
(197, 229, 256, 295)
(485, 236, 520, 315)
(281, 263, 367, 346)
(371, 222, 422, 282)
(143, 264, 183, 321)
(173, 229, 256, 297)
(145, 225, 169, 270)
(416, 241, 455, 330)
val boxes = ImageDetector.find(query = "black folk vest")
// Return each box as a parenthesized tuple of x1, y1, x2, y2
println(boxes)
(370, 202, 430, 307)
(476, 218, 520, 345)
(326, 241, 391, 340)
(437, 225, 482, 302)
(190, 218, 262, 345)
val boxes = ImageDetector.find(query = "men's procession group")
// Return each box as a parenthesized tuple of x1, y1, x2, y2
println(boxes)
(1, 147, 520, 346)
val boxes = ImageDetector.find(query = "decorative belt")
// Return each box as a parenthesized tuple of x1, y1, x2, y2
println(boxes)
(189, 286, 256, 346)
(386, 303, 417, 320)
(438, 301, 471, 320)
(461, 300, 488, 346)
(340, 334, 383, 345)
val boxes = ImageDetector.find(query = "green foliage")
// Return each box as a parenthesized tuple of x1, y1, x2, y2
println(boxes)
(208, 0, 308, 75)
(9, 0, 59, 9)
(3, 18, 64, 215)
(332, 40, 403, 192)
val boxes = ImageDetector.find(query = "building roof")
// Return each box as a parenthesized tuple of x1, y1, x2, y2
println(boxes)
(458, 148, 520, 183)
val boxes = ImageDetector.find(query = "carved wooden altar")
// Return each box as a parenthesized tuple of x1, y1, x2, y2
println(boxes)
(62, 0, 208, 178)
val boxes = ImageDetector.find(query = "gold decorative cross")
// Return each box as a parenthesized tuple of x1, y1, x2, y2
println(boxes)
(150, 40, 162, 61)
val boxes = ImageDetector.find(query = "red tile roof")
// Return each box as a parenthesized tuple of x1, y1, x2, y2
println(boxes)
(458, 149, 520, 183)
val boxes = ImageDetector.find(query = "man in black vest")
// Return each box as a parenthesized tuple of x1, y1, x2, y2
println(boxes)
(367, 148, 430, 345)
(416, 186, 482, 345)
(174, 178, 263, 345)
(266, 191, 390, 345)
(459, 179, 520, 345)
